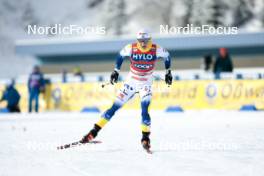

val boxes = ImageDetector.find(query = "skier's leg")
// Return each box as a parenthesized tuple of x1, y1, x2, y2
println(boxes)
(139, 85, 152, 148)
(95, 102, 121, 128)
(141, 100, 151, 133)
(81, 83, 136, 143)
(97, 84, 136, 127)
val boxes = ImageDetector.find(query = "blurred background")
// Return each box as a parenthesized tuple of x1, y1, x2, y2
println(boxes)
(0, 0, 264, 113)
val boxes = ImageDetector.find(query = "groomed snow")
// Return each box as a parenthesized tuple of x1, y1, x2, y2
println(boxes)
(0, 110, 264, 176)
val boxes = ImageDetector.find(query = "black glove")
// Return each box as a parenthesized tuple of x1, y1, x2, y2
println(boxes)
(110, 70, 119, 84)
(165, 70, 172, 85)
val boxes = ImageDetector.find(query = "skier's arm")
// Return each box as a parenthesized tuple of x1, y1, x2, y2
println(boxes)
(157, 46, 172, 85)
(114, 54, 124, 72)
(114, 44, 132, 71)
(110, 44, 132, 84)
(156, 46, 171, 70)
(164, 55, 171, 70)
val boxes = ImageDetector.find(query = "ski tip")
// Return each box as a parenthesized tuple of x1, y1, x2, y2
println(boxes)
(57, 146, 64, 150)
(57, 145, 68, 150)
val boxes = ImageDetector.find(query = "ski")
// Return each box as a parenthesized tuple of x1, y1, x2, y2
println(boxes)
(57, 140, 102, 150)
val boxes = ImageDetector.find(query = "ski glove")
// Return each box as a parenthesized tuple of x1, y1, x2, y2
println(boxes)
(165, 70, 172, 85)
(110, 70, 119, 84)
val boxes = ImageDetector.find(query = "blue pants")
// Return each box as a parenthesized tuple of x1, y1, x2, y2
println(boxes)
(102, 100, 151, 127)
(29, 88, 40, 112)
(100, 83, 152, 132)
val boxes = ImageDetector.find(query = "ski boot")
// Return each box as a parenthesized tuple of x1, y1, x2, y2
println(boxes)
(80, 124, 101, 143)
(141, 132, 151, 150)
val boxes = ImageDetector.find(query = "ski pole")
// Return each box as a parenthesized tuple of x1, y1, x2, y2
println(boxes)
(101, 82, 112, 88)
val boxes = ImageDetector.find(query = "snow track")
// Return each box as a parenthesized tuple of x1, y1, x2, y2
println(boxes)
(0, 111, 264, 176)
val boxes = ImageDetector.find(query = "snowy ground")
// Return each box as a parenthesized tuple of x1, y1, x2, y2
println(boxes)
(0, 110, 264, 176)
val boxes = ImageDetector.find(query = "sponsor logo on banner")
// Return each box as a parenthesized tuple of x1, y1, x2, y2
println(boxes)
(1, 80, 263, 112)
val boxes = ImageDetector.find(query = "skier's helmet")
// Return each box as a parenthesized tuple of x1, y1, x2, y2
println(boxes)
(137, 29, 151, 48)
(137, 29, 151, 40)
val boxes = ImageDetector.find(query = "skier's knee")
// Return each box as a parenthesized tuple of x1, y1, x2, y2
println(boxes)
(102, 102, 121, 120)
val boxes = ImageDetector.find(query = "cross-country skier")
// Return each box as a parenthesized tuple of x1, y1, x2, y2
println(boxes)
(80, 29, 172, 151)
